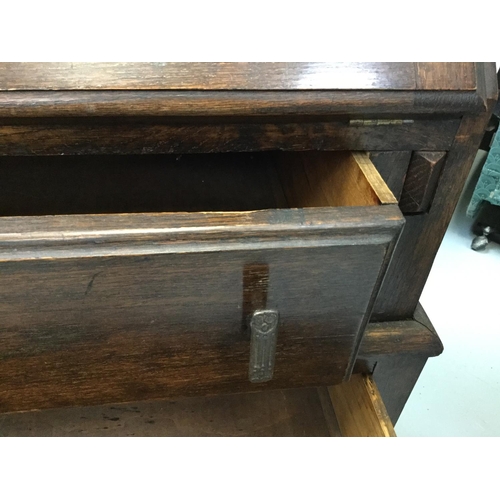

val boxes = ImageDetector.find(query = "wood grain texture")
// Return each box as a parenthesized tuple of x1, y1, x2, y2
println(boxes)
(0, 62, 419, 91)
(275, 151, 384, 208)
(416, 62, 476, 91)
(369, 151, 412, 200)
(0, 313, 435, 415)
(0, 244, 395, 412)
(399, 151, 447, 213)
(0, 387, 340, 436)
(0, 90, 485, 118)
(328, 374, 396, 437)
(0, 206, 403, 261)
(0, 63, 477, 91)
(373, 63, 498, 319)
(0, 119, 460, 156)
(358, 318, 443, 358)
(0, 61, 491, 422)
(0, 151, 403, 413)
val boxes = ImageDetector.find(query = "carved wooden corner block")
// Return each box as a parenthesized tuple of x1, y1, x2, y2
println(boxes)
(400, 151, 447, 213)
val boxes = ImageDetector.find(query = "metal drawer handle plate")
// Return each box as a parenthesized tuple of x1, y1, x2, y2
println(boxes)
(249, 309, 279, 383)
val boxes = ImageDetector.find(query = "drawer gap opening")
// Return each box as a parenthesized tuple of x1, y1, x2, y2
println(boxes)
(0, 151, 394, 216)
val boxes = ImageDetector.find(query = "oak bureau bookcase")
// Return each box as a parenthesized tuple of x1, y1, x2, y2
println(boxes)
(0, 63, 496, 435)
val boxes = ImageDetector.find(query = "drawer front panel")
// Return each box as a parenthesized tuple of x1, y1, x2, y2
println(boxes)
(0, 208, 401, 412)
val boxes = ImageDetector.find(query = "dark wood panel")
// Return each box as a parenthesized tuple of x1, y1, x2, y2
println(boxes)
(0, 304, 438, 416)
(0, 244, 391, 413)
(0, 119, 460, 155)
(416, 62, 476, 91)
(0, 62, 418, 91)
(370, 354, 429, 425)
(369, 151, 412, 200)
(399, 152, 446, 213)
(0, 90, 485, 118)
(0, 387, 339, 436)
(356, 305, 440, 424)
(373, 63, 498, 320)
(0, 164, 402, 415)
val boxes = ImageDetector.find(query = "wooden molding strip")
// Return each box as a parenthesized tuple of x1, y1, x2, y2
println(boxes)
(360, 316, 443, 358)
(0, 90, 485, 118)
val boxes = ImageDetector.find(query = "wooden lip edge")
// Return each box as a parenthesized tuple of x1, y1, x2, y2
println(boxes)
(0, 90, 485, 117)
(360, 315, 444, 359)
(0, 206, 404, 239)
(0, 204, 404, 261)
(412, 302, 444, 355)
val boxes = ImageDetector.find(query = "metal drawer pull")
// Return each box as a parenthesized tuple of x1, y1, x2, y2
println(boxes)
(249, 309, 279, 383)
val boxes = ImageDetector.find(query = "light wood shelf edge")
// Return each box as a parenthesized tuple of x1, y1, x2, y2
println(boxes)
(327, 374, 396, 437)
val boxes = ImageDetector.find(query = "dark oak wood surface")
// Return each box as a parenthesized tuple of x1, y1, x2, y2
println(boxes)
(0, 387, 340, 437)
(0, 90, 486, 118)
(0, 118, 460, 156)
(0, 238, 396, 413)
(373, 62, 498, 319)
(0, 151, 404, 413)
(365, 354, 429, 425)
(0, 62, 495, 421)
(0, 374, 395, 437)
(0, 63, 477, 91)
(356, 304, 441, 424)
(369, 151, 412, 200)
(399, 151, 447, 213)
(0, 309, 440, 414)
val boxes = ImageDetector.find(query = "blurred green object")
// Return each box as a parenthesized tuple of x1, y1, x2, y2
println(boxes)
(467, 128, 500, 217)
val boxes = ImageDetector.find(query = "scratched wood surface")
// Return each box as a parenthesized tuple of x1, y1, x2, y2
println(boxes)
(0, 387, 341, 437)
(0, 376, 396, 437)
(0, 376, 393, 437)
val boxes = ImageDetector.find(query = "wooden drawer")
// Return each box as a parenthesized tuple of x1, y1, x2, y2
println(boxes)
(0, 150, 404, 412)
